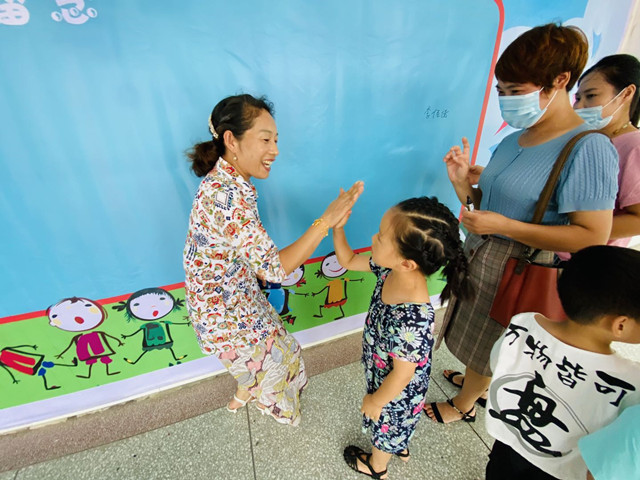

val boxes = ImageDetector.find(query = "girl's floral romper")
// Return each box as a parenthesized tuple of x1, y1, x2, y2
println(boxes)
(362, 259, 435, 453)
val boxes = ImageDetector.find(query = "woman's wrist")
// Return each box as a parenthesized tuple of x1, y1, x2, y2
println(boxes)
(311, 217, 329, 237)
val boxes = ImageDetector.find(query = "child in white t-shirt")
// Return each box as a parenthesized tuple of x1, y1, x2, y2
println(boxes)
(485, 245, 640, 480)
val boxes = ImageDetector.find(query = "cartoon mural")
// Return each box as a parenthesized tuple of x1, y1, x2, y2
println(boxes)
(50, 0, 97, 24)
(48, 297, 123, 378)
(0, 0, 636, 434)
(311, 253, 364, 321)
(113, 288, 189, 366)
(0, 345, 76, 390)
(261, 265, 309, 325)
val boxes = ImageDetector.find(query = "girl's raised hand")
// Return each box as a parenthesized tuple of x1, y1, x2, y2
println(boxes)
(443, 137, 471, 186)
(321, 181, 364, 228)
(334, 209, 352, 229)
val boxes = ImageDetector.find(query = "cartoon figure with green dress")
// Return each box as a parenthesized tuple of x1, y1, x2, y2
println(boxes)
(113, 287, 189, 366)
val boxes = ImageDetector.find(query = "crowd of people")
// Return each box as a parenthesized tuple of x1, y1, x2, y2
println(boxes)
(182, 23, 640, 480)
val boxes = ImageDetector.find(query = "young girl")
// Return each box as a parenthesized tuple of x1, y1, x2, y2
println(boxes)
(334, 196, 474, 479)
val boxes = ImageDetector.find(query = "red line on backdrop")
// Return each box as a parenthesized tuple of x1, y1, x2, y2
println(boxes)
(472, 0, 505, 166)
(0, 248, 373, 325)
(0, 281, 185, 325)
(458, 0, 505, 220)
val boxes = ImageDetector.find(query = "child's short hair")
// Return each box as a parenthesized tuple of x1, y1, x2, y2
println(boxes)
(558, 246, 640, 323)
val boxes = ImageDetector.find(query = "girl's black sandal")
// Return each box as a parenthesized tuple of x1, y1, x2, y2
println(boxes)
(344, 445, 388, 479)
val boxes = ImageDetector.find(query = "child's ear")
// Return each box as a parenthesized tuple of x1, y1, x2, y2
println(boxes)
(610, 315, 631, 340)
(400, 259, 418, 272)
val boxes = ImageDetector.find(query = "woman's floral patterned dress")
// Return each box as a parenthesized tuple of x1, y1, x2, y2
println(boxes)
(183, 158, 307, 425)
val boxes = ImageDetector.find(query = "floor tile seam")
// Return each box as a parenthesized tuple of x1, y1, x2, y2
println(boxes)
(245, 407, 258, 480)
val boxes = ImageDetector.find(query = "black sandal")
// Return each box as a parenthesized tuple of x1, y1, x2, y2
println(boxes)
(427, 399, 476, 423)
(443, 370, 465, 387)
(442, 371, 487, 408)
(395, 448, 410, 462)
(344, 445, 388, 479)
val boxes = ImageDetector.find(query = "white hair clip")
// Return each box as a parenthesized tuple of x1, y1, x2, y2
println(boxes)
(208, 116, 219, 140)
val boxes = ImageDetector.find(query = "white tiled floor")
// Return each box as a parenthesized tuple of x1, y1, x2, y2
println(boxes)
(3, 344, 492, 480)
(4, 340, 639, 480)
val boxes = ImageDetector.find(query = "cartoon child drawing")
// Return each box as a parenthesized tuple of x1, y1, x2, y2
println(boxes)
(261, 265, 308, 325)
(280, 265, 308, 325)
(113, 287, 189, 366)
(48, 297, 123, 378)
(311, 252, 363, 320)
(0, 344, 77, 390)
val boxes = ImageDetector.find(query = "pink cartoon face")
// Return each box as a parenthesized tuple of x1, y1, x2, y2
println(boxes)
(126, 289, 175, 321)
(320, 253, 346, 278)
(282, 265, 304, 287)
(48, 297, 105, 332)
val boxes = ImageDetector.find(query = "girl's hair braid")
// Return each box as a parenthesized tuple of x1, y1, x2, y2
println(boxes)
(393, 196, 475, 302)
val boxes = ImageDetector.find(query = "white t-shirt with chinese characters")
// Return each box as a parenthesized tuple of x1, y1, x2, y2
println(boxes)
(486, 312, 640, 480)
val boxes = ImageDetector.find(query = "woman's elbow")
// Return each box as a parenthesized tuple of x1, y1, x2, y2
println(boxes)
(572, 224, 612, 251)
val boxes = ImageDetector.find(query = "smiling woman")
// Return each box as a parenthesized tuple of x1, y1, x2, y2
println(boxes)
(182, 94, 364, 426)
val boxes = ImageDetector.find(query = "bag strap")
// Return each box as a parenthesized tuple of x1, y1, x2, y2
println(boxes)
(531, 129, 601, 225)
(518, 129, 603, 268)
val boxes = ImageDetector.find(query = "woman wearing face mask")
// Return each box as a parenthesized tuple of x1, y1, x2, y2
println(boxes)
(425, 24, 619, 425)
(574, 54, 640, 247)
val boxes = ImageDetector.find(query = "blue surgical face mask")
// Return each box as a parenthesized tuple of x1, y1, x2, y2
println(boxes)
(498, 87, 558, 129)
(575, 90, 625, 129)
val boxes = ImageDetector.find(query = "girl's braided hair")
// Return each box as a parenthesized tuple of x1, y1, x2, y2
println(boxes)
(393, 196, 475, 302)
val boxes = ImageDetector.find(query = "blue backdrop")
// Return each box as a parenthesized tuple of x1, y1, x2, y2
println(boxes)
(0, 0, 502, 317)
(1, 0, 632, 318)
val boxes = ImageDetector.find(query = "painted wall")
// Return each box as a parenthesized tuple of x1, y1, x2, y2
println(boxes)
(0, 0, 636, 432)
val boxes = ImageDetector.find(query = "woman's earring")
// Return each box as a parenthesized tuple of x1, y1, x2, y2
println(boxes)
(233, 155, 237, 161)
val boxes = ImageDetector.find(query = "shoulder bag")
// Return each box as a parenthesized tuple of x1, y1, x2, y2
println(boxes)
(489, 129, 601, 327)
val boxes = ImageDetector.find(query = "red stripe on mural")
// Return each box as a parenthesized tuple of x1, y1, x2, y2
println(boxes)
(0, 281, 187, 325)
(306, 246, 372, 265)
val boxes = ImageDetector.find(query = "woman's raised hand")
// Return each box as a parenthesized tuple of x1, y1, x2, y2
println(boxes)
(321, 181, 364, 228)
(467, 164, 485, 186)
(443, 137, 471, 186)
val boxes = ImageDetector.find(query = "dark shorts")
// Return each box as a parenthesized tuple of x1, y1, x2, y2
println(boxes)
(486, 440, 559, 480)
